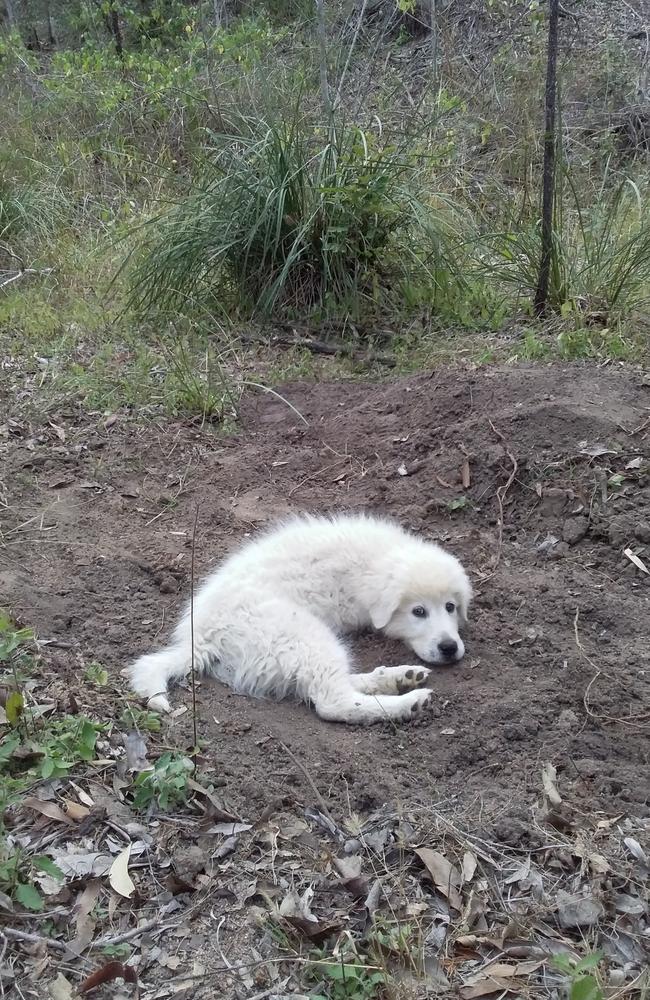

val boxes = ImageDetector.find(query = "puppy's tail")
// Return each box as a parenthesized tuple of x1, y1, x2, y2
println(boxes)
(128, 644, 193, 714)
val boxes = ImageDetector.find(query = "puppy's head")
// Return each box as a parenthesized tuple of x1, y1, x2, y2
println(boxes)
(368, 545, 471, 666)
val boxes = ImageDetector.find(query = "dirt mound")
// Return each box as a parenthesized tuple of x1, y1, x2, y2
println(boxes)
(2, 362, 650, 830)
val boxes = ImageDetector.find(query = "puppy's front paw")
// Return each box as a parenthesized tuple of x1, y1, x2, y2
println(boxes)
(396, 665, 431, 694)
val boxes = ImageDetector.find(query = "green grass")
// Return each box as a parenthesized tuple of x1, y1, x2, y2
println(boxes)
(126, 113, 470, 325)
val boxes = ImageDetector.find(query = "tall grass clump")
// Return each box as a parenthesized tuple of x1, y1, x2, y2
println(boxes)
(479, 177, 650, 321)
(127, 114, 467, 323)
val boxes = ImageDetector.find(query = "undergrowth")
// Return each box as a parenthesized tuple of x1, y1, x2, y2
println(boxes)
(0, 612, 207, 911)
(1, 3, 649, 420)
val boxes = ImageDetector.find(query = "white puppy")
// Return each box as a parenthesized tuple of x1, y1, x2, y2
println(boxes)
(128, 514, 471, 725)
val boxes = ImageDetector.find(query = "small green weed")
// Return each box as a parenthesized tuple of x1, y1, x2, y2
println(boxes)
(447, 496, 471, 512)
(0, 845, 64, 912)
(0, 613, 33, 666)
(120, 706, 163, 733)
(307, 918, 421, 999)
(85, 661, 109, 686)
(102, 942, 132, 959)
(309, 954, 385, 1000)
(2, 713, 105, 782)
(552, 951, 604, 1000)
(131, 751, 195, 810)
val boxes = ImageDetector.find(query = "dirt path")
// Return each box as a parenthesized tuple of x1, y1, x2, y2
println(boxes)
(3, 361, 649, 828)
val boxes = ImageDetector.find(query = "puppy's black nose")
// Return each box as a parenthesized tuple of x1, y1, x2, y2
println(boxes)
(438, 639, 458, 659)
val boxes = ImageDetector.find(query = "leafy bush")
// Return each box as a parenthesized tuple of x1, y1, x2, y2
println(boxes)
(128, 116, 465, 322)
(131, 751, 195, 810)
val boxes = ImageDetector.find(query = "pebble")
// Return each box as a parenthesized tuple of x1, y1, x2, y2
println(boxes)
(562, 516, 589, 546)
(609, 521, 628, 546)
(159, 573, 178, 594)
(557, 709, 579, 729)
(634, 522, 650, 543)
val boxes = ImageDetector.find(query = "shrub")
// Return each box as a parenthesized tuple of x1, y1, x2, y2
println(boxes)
(127, 115, 465, 323)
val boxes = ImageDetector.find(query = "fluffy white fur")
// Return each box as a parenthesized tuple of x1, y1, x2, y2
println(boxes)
(128, 514, 472, 725)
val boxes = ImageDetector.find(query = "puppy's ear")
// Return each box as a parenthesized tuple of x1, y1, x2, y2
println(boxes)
(369, 586, 401, 630)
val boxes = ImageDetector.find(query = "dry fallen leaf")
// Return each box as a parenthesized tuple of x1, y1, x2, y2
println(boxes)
(49, 422, 66, 442)
(624, 836, 648, 865)
(277, 886, 340, 942)
(579, 443, 617, 457)
(541, 762, 562, 807)
(186, 778, 239, 822)
(365, 879, 382, 918)
(334, 855, 369, 899)
(415, 848, 463, 910)
(460, 974, 515, 999)
(279, 886, 317, 924)
(206, 822, 252, 835)
(108, 846, 135, 899)
(79, 961, 137, 994)
(125, 731, 149, 772)
(623, 548, 649, 575)
(556, 889, 604, 928)
(63, 798, 91, 822)
(51, 849, 113, 879)
(48, 973, 74, 1000)
(462, 851, 478, 883)
(625, 456, 643, 469)
(23, 796, 75, 826)
(67, 879, 101, 957)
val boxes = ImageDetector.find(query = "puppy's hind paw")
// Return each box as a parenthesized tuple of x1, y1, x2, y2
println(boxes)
(407, 688, 434, 719)
(146, 693, 172, 714)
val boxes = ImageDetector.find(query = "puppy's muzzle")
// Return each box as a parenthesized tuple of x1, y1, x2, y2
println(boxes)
(437, 639, 459, 662)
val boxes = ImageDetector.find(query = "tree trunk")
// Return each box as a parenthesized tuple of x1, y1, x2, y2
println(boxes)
(430, 0, 438, 87)
(213, 0, 225, 29)
(109, 4, 124, 57)
(45, 0, 56, 45)
(534, 0, 560, 316)
(4, 0, 16, 30)
(315, 0, 331, 117)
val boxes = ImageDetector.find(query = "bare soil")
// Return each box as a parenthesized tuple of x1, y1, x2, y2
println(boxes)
(1, 360, 650, 996)
(3, 361, 650, 820)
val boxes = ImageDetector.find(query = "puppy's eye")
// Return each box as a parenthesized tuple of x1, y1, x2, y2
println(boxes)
(412, 606, 428, 618)
(445, 602, 456, 613)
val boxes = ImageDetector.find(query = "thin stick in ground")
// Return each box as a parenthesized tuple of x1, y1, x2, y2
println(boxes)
(486, 420, 518, 576)
(190, 504, 200, 751)
(277, 739, 337, 828)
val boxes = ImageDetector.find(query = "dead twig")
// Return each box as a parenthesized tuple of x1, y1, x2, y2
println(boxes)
(287, 458, 350, 498)
(277, 739, 337, 828)
(575, 609, 649, 729)
(190, 503, 200, 752)
(0, 266, 53, 290)
(0, 927, 67, 952)
(485, 421, 518, 577)
(91, 918, 179, 949)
